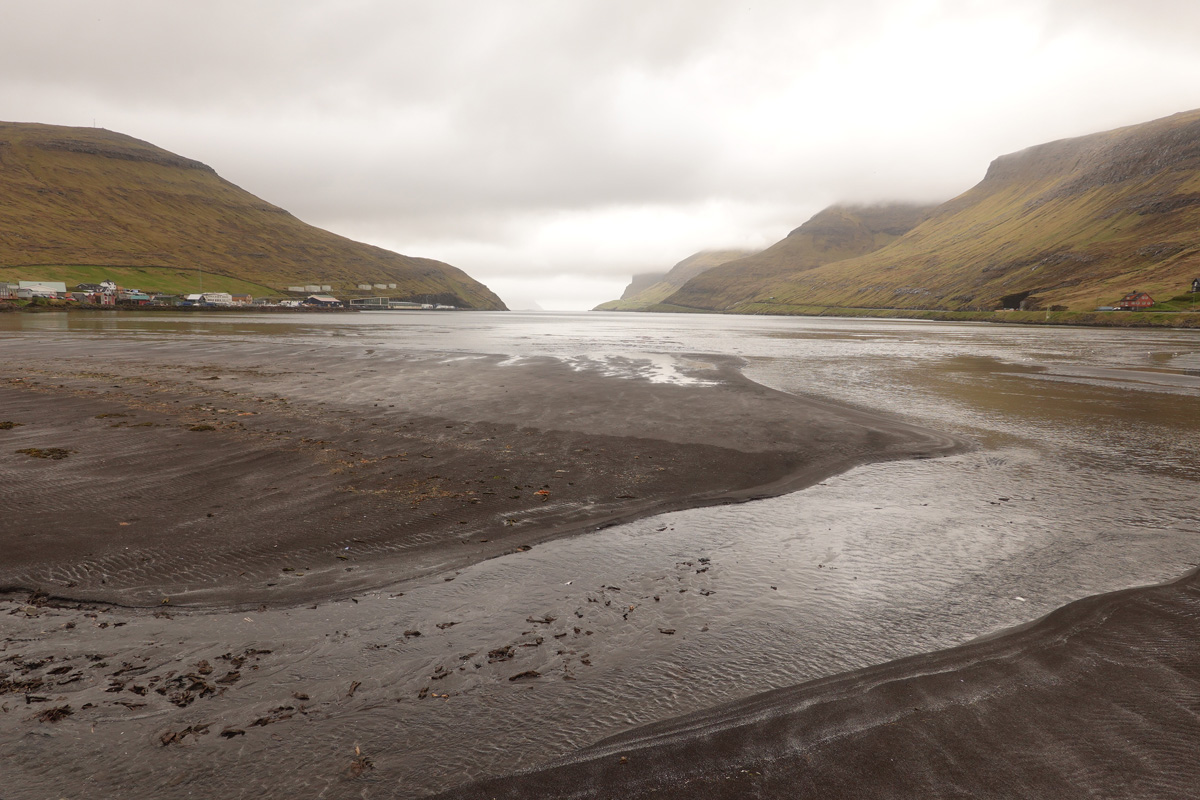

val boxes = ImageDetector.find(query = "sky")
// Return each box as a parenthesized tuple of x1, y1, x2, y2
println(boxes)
(5, 1, 1200, 309)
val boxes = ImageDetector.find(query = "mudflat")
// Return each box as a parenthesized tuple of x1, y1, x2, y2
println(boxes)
(444, 567, 1200, 800)
(1, 332, 969, 799)
(0, 336, 958, 608)
(5, 331, 1197, 799)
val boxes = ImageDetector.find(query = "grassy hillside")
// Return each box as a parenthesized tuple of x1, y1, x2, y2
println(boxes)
(594, 250, 754, 311)
(699, 109, 1200, 314)
(0, 122, 506, 309)
(0, 265, 277, 297)
(658, 204, 937, 311)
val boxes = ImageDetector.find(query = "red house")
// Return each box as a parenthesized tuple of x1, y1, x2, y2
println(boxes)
(1117, 291, 1154, 311)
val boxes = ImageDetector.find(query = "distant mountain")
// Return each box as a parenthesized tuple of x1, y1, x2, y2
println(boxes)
(0, 122, 506, 308)
(661, 109, 1200, 314)
(620, 272, 669, 300)
(656, 204, 937, 312)
(594, 250, 755, 311)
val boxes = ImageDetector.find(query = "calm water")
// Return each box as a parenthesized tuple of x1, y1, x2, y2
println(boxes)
(4, 310, 1199, 796)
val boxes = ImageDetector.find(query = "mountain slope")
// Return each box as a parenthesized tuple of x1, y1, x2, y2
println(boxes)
(595, 250, 755, 311)
(0, 122, 506, 308)
(701, 109, 1200, 313)
(658, 204, 938, 311)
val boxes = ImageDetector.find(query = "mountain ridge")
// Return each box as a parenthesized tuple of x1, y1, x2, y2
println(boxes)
(595, 249, 755, 311)
(652, 109, 1200, 314)
(0, 122, 506, 308)
(656, 203, 938, 311)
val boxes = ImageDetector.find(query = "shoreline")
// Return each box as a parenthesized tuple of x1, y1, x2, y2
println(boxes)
(616, 303, 1200, 329)
(0, 301, 362, 314)
(7, 302, 1200, 329)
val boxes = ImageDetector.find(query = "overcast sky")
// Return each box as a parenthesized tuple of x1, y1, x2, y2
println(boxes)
(5, 1, 1200, 309)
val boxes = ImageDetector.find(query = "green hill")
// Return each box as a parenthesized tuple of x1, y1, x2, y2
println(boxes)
(663, 109, 1200, 314)
(594, 250, 755, 311)
(0, 122, 506, 308)
(655, 204, 938, 311)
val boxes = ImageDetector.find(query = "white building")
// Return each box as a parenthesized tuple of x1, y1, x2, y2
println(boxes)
(21, 283, 63, 298)
(19, 280, 67, 295)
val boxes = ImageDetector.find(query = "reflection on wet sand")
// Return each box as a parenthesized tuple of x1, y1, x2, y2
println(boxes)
(1, 312, 1198, 798)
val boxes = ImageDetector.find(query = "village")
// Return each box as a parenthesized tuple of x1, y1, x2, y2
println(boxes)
(0, 279, 460, 310)
(3, 276, 1198, 315)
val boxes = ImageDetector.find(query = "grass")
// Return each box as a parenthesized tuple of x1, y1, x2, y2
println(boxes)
(0, 122, 506, 309)
(595, 250, 756, 311)
(594, 284, 679, 311)
(0, 265, 277, 296)
(724, 302, 1200, 328)
(656, 109, 1200, 314)
(1149, 293, 1200, 312)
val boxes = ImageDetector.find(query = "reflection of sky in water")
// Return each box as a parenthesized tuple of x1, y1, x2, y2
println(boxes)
(3, 310, 1199, 795)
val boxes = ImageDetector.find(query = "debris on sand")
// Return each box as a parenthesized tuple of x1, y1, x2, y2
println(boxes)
(347, 746, 374, 778)
(250, 706, 294, 727)
(35, 705, 72, 723)
(15, 447, 73, 459)
(160, 723, 210, 746)
(487, 646, 514, 663)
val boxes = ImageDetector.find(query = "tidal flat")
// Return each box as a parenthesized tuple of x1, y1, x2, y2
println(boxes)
(1, 311, 1198, 798)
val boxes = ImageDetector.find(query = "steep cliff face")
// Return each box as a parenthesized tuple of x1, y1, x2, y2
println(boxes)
(619, 273, 669, 300)
(659, 204, 937, 311)
(709, 109, 1200, 313)
(594, 250, 754, 311)
(0, 122, 506, 308)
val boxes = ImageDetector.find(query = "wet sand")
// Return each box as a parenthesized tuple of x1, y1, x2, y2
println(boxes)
(0, 337, 958, 607)
(0, 333, 976, 798)
(444, 567, 1200, 799)
(2, 322, 1198, 799)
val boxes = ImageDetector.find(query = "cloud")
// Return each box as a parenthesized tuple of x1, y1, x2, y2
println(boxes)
(4, 1, 1200, 308)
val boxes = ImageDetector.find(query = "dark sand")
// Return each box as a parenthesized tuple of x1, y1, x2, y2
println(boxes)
(0, 334, 975, 798)
(4, 330, 1195, 799)
(442, 568, 1200, 799)
(0, 337, 958, 607)
(29, 331, 1200, 799)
